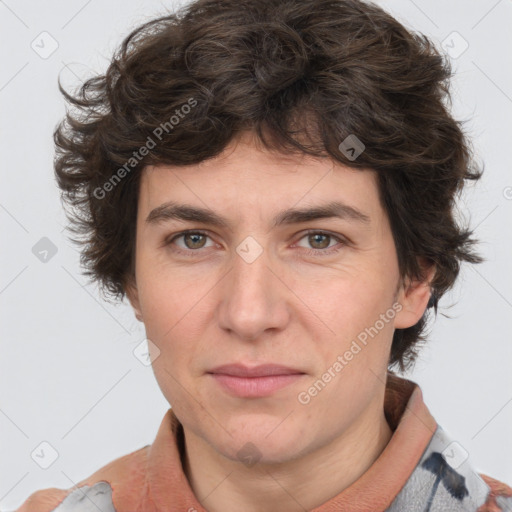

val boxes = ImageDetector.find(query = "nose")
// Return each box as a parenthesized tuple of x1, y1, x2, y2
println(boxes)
(216, 240, 290, 341)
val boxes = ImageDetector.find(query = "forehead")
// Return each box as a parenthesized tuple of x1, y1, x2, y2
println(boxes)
(137, 133, 383, 228)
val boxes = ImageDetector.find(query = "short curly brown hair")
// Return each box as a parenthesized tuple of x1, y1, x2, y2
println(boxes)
(54, 0, 483, 372)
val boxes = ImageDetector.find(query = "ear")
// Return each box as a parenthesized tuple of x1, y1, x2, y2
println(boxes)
(394, 259, 436, 329)
(125, 278, 143, 322)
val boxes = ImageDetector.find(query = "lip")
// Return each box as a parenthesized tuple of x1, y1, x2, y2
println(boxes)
(209, 363, 304, 377)
(207, 364, 306, 398)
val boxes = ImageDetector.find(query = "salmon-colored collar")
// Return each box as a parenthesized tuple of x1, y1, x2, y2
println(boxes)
(144, 372, 437, 512)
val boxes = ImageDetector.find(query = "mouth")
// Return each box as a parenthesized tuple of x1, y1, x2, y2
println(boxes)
(207, 363, 306, 397)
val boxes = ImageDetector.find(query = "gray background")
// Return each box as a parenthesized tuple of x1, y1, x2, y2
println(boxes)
(1, 0, 511, 509)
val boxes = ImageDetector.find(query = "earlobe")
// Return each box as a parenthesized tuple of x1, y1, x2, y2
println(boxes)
(125, 279, 143, 322)
(394, 263, 436, 329)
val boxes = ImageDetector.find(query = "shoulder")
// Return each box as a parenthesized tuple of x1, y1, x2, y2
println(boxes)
(14, 445, 150, 512)
(477, 473, 512, 512)
(14, 482, 114, 512)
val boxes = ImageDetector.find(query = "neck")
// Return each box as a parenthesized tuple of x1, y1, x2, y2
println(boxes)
(182, 400, 393, 512)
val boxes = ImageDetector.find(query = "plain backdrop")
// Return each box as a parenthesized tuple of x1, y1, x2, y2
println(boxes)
(1, 0, 511, 510)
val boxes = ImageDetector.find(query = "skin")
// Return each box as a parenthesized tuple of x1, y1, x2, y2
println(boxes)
(126, 130, 435, 512)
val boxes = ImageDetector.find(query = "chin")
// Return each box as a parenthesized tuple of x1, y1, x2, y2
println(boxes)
(211, 419, 307, 466)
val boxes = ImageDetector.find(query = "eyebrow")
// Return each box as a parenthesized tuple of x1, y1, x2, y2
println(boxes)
(145, 200, 371, 229)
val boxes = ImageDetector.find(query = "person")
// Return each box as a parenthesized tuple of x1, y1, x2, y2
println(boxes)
(15, 0, 512, 510)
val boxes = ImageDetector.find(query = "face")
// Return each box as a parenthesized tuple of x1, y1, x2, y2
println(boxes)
(126, 131, 431, 464)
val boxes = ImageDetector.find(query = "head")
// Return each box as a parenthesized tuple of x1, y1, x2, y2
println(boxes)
(54, 0, 482, 464)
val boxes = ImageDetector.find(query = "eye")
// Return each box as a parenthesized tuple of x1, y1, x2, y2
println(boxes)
(165, 230, 213, 254)
(164, 229, 347, 258)
(294, 231, 346, 256)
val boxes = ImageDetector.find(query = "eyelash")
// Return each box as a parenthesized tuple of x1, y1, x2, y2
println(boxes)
(164, 230, 347, 258)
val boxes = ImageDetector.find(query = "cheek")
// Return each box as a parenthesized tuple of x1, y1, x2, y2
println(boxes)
(318, 269, 393, 323)
(137, 259, 201, 331)
(136, 259, 213, 360)
(310, 271, 397, 362)
(136, 284, 188, 378)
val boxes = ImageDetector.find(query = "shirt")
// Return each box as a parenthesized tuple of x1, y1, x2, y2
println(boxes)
(14, 372, 512, 512)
